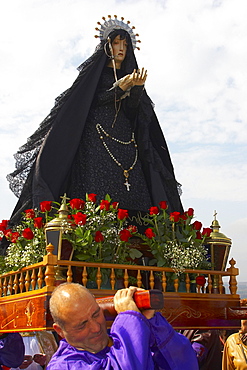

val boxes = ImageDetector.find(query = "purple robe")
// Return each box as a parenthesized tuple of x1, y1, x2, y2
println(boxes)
(47, 312, 198, 370)
(0, 333, 24, 369)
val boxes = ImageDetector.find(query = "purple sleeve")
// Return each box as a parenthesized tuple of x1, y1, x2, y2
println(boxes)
(149, 313, 199, 370)
(109, 311, 155, 369)
(0, 333, 25, 368)
(192, 342, 208, 362)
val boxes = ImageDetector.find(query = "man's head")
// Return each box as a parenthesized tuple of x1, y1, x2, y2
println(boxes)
(50, 283, 108, 353)
(240, 320, 247, 334)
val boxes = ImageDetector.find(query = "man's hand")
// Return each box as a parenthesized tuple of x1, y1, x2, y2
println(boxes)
(33, 353, 46, 366)
(114, 287, 155, 319)
(114, 286, 140, 313)
(19, 355, 33, 369)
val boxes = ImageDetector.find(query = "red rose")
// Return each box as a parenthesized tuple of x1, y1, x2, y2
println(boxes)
(149, 206, 159, 215)
(4, 229, 12, 240)
(117, 209, 128, 220)
(88, 193, 97, 203)
(145, 228, 156, 239)
(24, 209, 35, 219)
(196, 275, 206, 286)
(187, 208, 194, 217)
(0, 220, 8, 232)
(127, 225, 138, 234)
(73, 212, 87, 226)
(159, 201, 168, 210)
(100, 200, 110, 211)
(40, 201, 52, 212)
(196, 231, 202, 239)
(95, 231, 104, 242)
(11, 232, 20, 243)
(67, 214, 76, 227)
(192, 221, 202, 231)
(69, 198, 85, 210)
(112, 202, 119, 209)
(119, 229, 132, 242)
(169, 212, 181, 222)
(22, 228, 34, 240)
(202, 228, 212, 237)
(34, 217, 43, 229)
(180, 213, 188, 221)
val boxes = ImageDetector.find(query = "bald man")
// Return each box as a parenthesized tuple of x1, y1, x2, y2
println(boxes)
(47, 283, 198, 370)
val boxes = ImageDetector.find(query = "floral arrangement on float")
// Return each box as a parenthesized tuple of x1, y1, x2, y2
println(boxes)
(137, 202, 212, 272)
(0, 194, 140, 272)
(0, 194, 212, 274)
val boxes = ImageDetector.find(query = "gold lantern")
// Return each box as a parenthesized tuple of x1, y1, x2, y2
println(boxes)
(207, 211, 231, 271)
(44, 194, 75, 280)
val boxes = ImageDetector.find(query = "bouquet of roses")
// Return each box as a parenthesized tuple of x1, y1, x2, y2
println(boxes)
(0, 194, 142, 272)
(65, 193, 142, 264)
(137, 201, 212, 272)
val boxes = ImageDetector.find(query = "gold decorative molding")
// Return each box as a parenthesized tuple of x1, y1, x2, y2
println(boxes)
(161, 305, 201, 324)
(1, 303, 19, 329)
(25, 300, 35, 326)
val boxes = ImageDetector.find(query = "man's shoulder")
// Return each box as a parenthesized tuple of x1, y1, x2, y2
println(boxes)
(47, 340, 111, 369)
(47, 339, 86, 369)
(227, 332, 239, 343)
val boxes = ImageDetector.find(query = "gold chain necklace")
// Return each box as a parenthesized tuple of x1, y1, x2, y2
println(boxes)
(96, 123, 138, 191)
(112, 89, 121, 128)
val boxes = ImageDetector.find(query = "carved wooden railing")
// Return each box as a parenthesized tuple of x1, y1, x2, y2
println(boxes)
(0, 243, 240, 296)
(0, 243, 246, 331)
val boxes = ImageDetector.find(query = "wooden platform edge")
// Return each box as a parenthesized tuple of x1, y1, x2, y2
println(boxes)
(0, 288, 245, 332)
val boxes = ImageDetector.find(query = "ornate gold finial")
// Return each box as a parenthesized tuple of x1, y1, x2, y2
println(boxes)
(94, 15, 141, 50)
(210, 210, 231, 242)
(44, 193, 73, 232)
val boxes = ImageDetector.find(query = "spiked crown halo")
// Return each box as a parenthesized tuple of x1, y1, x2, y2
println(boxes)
(95, 15, 141, 50)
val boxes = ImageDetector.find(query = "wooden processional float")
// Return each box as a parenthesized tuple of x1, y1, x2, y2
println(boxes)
(0, 242, 247, 333)
(0, 206, 246, 332)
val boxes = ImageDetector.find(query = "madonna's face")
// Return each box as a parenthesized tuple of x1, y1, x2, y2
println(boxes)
(111, 35, 128, 67)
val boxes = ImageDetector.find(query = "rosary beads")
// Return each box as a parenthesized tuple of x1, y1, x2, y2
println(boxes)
(96, 123, 138, 191)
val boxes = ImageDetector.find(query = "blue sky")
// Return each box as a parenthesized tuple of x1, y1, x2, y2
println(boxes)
(0, 0, 246, 280)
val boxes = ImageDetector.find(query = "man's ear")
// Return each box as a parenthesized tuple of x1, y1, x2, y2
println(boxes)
(53, 323, 65, 338)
